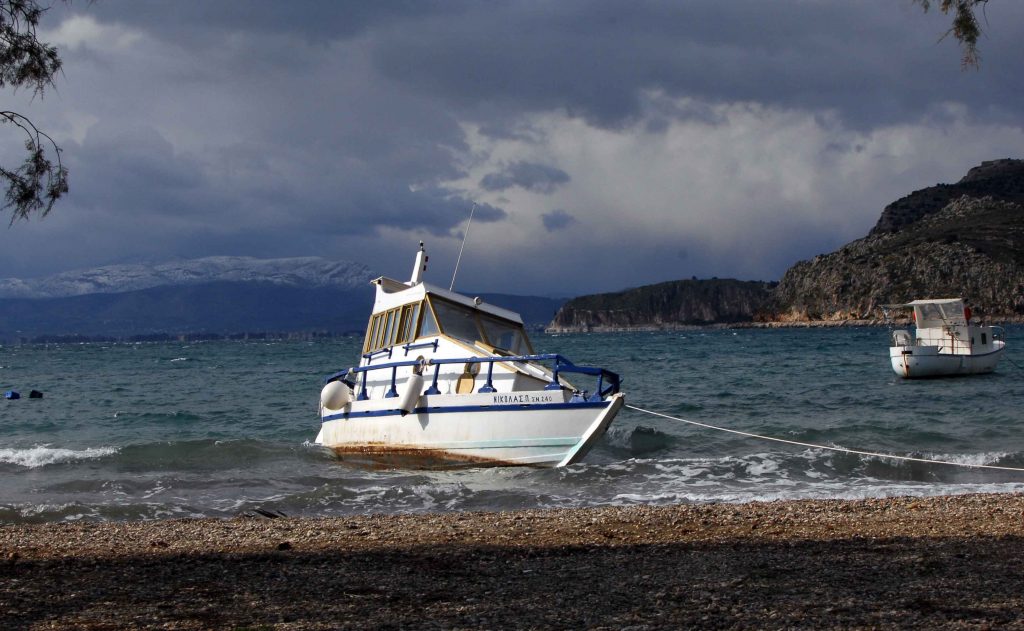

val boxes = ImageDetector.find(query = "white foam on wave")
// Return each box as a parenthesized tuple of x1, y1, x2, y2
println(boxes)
(0, 445, 119, 468)
(920, 451, 1013, 467)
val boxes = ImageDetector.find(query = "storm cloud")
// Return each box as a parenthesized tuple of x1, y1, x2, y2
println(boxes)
(480, 162, 571, 194)
(541, 209, 578, 232)
(2, 1, 1023, 295)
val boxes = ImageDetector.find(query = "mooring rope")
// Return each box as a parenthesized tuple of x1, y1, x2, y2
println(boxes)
(1004, 355, 1024, 372)
(625, 403, 1024, 473)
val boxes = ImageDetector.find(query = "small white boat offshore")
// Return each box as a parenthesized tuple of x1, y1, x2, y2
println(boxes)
(316, 243, 624, 468)
(887, 298, 1005, 378)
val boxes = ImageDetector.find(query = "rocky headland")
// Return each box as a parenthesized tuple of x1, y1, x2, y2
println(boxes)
(547, 278, 775, 332)
(549, 159, 1024, 331)
(774, 194, 1024, 322)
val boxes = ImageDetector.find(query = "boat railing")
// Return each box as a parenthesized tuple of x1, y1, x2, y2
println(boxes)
(942, 325, 981, 354)
(325, 353, 621, 403)
(992, 326, 1006, 342)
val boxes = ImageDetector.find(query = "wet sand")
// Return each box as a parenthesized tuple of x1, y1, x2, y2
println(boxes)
(4, 493, 1024, 629)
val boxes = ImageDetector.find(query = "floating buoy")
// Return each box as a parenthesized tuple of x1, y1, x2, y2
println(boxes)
(4, 390, 19, 400)
(29, 390, 43, 399)
(398, 372, 424, 416)
(320, 380, 352, 410)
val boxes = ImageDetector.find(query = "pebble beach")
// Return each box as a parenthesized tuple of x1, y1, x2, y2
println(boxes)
(4, 493, 1024, 629)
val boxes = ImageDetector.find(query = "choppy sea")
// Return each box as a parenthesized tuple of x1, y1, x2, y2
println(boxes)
(3, 327, 1024, 523)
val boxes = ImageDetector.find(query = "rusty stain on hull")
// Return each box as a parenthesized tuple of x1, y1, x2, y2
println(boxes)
(328, 444, 530, 470)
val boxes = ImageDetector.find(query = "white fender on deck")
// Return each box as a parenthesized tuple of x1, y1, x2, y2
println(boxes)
(398, 372, 424, 416)
(320, 380, 352, 411)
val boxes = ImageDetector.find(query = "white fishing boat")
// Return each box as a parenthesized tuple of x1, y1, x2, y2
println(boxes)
(316, 243, 624, 467)
(887, 298, 1005, 378)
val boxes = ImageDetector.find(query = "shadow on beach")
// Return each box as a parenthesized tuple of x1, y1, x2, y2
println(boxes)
(4, 533, 1024, 629)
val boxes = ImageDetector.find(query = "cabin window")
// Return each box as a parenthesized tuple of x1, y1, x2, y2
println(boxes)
(381, 310, 396, 348)
(982, 333, 988, 345)
(479, 314, 531, 355)
(395, 306, 407, 341)
(374, 314, 384, 346)
(432, 299, 484, 344)
(363, 302, 424, 354)
(396, 303, 418, 341)
(362, 313, 380, 354)
(419, 301, 440, 338)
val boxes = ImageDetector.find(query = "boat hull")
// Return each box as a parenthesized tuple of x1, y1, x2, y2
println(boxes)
(889, 344, 1004, 378)
(317, 392, 625, 468)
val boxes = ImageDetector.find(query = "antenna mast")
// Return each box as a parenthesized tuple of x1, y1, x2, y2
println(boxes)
(450, 202, 476, 291)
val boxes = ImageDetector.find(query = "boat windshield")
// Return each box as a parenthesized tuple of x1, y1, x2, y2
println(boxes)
(430, 297, 532, 354)
(914, 302, 966, 328)
(479, 313, 531, 355)
(432, 299, 483, 343)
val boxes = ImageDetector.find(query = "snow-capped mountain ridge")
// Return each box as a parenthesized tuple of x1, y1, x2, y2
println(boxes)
(0, 256, 378, 299)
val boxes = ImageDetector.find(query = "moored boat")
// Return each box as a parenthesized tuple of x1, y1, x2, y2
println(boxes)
(316, 243, 624, 467)
(887, 298, 1005, 378)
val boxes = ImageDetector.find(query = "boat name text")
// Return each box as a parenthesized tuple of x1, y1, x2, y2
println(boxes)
(492, 393, 557, 404)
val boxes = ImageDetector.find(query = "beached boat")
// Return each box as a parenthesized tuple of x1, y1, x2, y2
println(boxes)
(887, 298, 1005, 378)
(316, 243, 624, 467)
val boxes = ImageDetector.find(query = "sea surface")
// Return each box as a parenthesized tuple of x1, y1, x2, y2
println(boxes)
(3, 327, 1024, 523)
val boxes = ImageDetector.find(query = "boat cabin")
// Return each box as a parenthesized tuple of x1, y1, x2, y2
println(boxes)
(361, 281, 534, 359)
(893, 298, 1001, 355)
(358, 242, 533, 361)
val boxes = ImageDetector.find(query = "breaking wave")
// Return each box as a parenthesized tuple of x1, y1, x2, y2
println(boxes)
(0, 445, 119, 469)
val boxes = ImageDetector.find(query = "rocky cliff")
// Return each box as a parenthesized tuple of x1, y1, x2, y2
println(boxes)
(775, 165, 1024, 322)
(547, 279, 775, 332)
(774, 194, 1024, 320)
(871, 159, 1024, 235)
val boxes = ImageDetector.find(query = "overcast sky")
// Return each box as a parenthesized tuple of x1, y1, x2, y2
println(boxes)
(2, 1, 1023, 296)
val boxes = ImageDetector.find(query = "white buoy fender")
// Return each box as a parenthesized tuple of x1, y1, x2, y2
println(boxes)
(398, 372, 424, 416)
(321, 380, 352, 410)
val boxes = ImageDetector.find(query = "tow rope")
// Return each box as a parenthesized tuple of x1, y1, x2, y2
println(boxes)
(625, 403, 1024, 473)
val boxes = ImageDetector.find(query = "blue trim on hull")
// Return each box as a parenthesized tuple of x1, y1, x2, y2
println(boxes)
(329, 437, 581, 450)
(896, 347, 1004, 359)
(322, 400, 609, 422)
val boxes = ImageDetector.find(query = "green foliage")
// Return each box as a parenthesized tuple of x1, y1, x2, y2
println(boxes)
(0, 0, 68, 223)
(914, 0, 988, 68)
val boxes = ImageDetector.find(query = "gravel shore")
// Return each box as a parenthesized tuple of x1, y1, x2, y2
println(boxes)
(4, 493, 1024, 629)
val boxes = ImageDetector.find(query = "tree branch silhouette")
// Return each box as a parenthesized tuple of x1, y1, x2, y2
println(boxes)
(1, 0, 68, 223)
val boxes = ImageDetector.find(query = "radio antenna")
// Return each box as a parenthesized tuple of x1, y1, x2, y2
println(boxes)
(450, 202, 476, 291)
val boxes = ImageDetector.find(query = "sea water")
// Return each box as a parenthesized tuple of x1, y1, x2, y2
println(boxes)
(3, 327, 1024, 523)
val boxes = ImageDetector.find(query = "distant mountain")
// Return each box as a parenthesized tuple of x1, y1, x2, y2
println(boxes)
(0, 282, 376, 339)
(0, 256, 376, 299)
(0, 257, 568, 341)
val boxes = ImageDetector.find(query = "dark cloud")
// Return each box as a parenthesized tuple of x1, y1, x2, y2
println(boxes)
(2, 0, 1022, 293)
(84, 1, 463, 45)
(541, 209, 577, 231)
(80, 0, 1020, 131)
(368, 1, 1024, 129)
(480, 162, 570, 194)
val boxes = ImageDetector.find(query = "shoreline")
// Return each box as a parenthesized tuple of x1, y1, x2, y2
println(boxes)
(547, 319, 890, 332)
(546, 315, 1024, 333)
(5, 493, 1024, 628)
